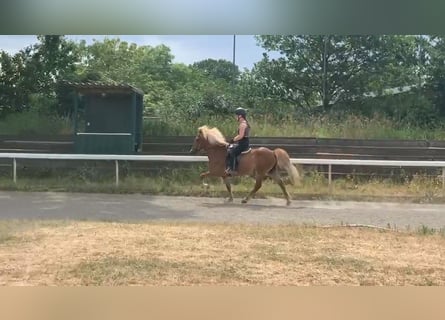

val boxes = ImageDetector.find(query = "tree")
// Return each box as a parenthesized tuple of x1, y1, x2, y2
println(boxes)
(80, 38, 174, 92)
(0, 35, 80, 117)
(424, 36, 445, 116)
(253, 35, 419, 109)
(0, 50, 28, 115)
(16, 35, 80, 96)
(192, 58, 239, 83)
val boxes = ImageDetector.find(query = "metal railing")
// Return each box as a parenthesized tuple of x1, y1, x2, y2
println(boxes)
(1, 153, 445, 188)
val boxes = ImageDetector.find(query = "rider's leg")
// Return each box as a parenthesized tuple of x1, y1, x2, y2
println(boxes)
(229, 144, 245, 171)
(225, 148, 234, 172)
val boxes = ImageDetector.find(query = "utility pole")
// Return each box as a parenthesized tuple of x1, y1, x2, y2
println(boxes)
(322, 35, 328, 108)
(232, 35, 236, 87)
(232, 34, 236, 66)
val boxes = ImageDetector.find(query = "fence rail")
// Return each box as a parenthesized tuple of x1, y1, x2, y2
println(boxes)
(3, 135, 445, 161)
(1, 153, 445, 188)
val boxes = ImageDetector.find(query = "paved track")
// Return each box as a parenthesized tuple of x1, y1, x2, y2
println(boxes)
(1, 191, 445, 229)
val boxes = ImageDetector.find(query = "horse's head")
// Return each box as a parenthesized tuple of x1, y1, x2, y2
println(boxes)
(190, 125, 228, 154)
(189, 127, 207, 154)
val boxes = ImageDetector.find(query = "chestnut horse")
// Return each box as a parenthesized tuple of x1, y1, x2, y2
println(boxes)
(189, 125, 301, 205)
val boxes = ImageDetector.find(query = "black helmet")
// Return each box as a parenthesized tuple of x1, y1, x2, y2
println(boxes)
(235, 107, 247, 117)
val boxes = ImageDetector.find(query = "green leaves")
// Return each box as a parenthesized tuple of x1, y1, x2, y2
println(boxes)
(2, 34, 445, 129)
(192, 58, 239, 83)
(1, 35, 79, 116)
(253, 35, 420, 109)
(80, 38, 174, 92)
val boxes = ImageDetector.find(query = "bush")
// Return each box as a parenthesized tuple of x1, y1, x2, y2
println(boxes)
(0, 110, 71, 135)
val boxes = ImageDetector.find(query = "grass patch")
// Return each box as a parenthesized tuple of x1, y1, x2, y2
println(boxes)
(314, 255, 371, 270)
(70, 256, 250, 286)
(0, 220, 68, 245)
(70, 257, 193, 286)
(1, 165, 445, 203)
(0, 222, 445, 286)
(0, 220, 40, 244)
(417, 225, 445, 236)
(0, 234, 16, 244)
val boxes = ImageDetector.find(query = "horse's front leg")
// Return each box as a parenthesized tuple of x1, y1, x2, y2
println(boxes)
(200, 171, 210, 188)
(222, 177, 234, 202)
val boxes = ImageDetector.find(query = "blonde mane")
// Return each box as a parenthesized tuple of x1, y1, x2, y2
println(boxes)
(198, 125, 228, 147)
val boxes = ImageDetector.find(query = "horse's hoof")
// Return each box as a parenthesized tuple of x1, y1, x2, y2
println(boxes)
(226, 198, 233, 203)
(286, 201, 291, 206)
(241, 199, 248, 204)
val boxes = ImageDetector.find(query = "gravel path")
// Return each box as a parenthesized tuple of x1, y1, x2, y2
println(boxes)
(1, 191, 445, 230)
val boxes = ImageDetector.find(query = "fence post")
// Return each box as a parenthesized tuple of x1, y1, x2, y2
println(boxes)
(115, 160, 119, 187)
(328, 164, 332, 193)
(13, 158, 17, 183)
(442, 167, 445, 191)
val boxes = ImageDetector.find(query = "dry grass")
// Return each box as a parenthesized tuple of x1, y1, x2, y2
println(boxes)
(0, 221, 444, 286)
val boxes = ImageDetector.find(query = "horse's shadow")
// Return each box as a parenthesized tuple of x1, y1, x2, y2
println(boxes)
(201, 201, 305, 211)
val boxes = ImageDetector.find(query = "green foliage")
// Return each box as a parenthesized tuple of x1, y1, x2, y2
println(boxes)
(3, 34, 445, 136)
(417, 225, 437, 236)
(0, 110, 71, 135)
(309, 89, 440, 129)
(0, 35, 81, 117)
(80, 38, 174, 93)
(192, 58, 240, 83)
(0, 50, 31, 115)
(425, 36, 445, 117)
(254, 35, 419, 108)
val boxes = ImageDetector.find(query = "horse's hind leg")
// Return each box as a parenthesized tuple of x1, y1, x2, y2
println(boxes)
(242, 176, 263, 204)
(223, 177, 234, 202)
(269, 170, 291, 206)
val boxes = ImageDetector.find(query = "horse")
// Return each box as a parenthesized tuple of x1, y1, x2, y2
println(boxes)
(189, 125, 302, 205)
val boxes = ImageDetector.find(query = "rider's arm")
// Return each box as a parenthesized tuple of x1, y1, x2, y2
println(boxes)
(233, 122, 247, 142)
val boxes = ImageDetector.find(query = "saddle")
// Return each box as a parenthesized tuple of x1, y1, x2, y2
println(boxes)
(240, 148, 252, 155)
(227, 145, 251, 172)
(227, 145, 251, 157)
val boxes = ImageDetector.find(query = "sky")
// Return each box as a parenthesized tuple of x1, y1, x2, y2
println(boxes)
(0, 35, 280, 70)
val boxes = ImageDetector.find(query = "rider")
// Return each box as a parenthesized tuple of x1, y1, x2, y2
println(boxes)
(225, 107, 251, 176)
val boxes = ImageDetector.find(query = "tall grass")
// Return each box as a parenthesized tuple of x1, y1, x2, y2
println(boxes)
(1, 111, 445, 140)
(144, 114, 445, 140)
(0, 111, 72, 135)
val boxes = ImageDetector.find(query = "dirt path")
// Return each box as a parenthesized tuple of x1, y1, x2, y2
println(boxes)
(1, 191, 444, 230)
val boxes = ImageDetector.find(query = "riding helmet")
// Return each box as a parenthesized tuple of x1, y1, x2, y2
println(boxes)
(234, 107, 247, 117)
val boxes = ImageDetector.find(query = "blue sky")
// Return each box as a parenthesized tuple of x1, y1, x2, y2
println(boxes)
(0, 35, 280, 70)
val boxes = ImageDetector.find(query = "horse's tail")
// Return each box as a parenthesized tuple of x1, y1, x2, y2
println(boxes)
(273, 148, 302, 186)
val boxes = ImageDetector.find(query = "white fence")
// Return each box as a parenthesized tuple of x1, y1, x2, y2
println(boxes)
(1, 153, 445, 188)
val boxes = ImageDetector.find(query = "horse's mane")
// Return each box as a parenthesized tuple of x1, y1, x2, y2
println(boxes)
(198, 125, 228, 147)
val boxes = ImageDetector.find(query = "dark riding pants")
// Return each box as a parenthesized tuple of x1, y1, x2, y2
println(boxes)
(226, 139, 249, 171)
